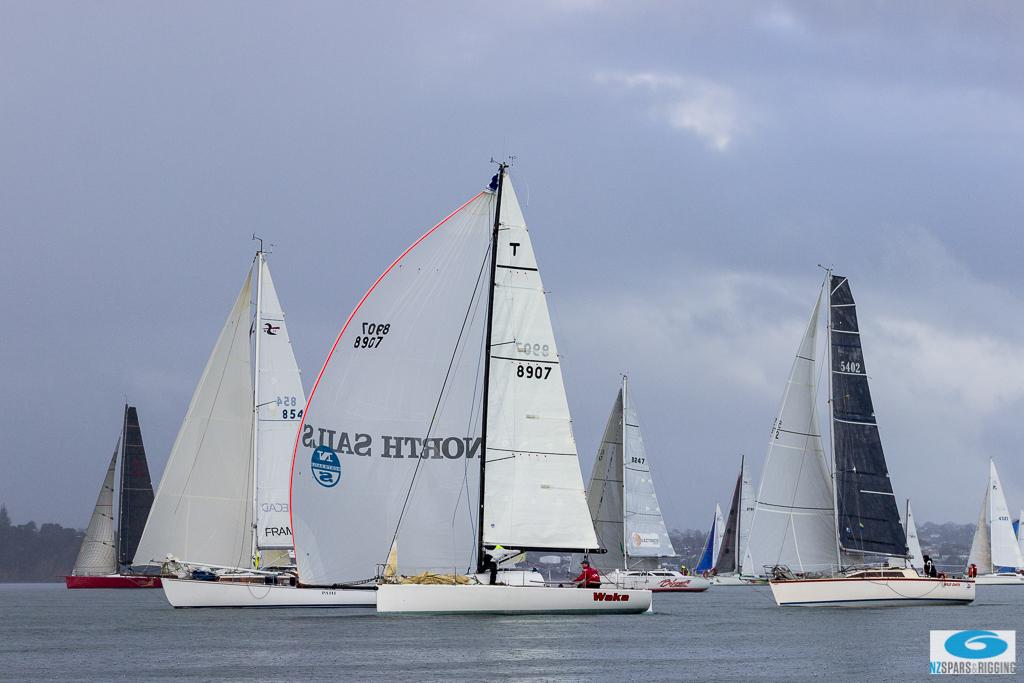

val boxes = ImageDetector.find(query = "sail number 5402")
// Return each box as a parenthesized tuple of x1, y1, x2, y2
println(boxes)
(354, 322, 391, 349)
(516, 364, 551, 379)
(839, 361, 862, 373)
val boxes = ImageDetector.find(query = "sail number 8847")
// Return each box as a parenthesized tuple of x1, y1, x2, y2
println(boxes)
(354, 322, 391, 349)
(516, 364, 552, 379)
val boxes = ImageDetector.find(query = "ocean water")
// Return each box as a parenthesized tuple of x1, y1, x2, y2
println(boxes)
(1, 583, 1021, 681)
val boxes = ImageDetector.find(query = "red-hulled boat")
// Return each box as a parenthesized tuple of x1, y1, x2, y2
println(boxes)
(65, 574, 162, 589)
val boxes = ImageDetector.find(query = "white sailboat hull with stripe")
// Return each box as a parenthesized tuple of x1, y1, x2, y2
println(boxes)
(162, 577, 376, 609)
(770, 568, 974, 607)
(376, 583, 650, 615)
(604, 569, 710, 592)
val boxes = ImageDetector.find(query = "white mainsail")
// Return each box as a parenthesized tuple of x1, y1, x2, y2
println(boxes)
(988, 460, 1024, 570)
(743, 289, 838, 576)
(482, 178, 597, 551)
(621, 378, 675, 564)
(739, 457, 755, 566)
(72, 444, 119, 576)
(713, 503, 725, 564)
(904, 500, 923, 571)
(254, 255, 306, 554)
(588, 388, 625, 569)
(966, 486, 992, 573)
(135, 273, 255, 568)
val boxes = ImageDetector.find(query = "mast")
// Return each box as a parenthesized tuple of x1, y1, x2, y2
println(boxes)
(250, 247, 264, 568)
(476, 162, 507, 572)
(825, 269, 842, 571)
(621, 374, 628, 571)
(116, 403, 128, 570)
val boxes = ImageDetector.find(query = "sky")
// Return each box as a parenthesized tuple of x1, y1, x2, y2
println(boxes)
(2, 1, 1023, 533)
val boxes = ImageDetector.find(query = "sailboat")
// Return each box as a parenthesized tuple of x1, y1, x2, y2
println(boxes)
(291, 164, 650, 615)
(694, 504, 724, 578)
(710, 456, 764, 585)
(751, 271, 973, 606)
(585, 376, 708, 592)
(137, 247, 374, 608)
(965, 460, 1024, 585)
(66, 405, 161, 589)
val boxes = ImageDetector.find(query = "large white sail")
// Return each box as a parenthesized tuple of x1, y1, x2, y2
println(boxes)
(291, 192, 492, 585)
(621, 378, 675, 564)
(905, 500, 923, 571)
(481, 177, 598, 552)
(739, 457, 755, 565)
(743, 289, 838, 576)
(254, 255, 306, 553)
(135, 273, 255, 568)
(966, 486, 992, 573)
(587, 389, 625, 569)
(72, 444, 119, 576)
(988, 460, 1024, 569)
(713, 503, 725, 564)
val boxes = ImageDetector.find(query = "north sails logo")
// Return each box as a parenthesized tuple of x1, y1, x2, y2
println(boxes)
(592, 592, 630, 602)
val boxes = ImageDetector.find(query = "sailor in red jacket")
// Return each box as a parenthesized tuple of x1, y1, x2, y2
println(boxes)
(573, 560, 601, 588)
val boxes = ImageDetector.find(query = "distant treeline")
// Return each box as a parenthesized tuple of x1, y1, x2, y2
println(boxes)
(0, 505, 83, 582)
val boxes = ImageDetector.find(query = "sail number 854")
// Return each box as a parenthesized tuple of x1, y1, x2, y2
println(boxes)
(354, 322, 391, 349)
(516, 364, 552, 379)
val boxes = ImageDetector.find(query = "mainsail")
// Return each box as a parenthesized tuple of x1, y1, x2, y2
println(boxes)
(254, 255, 306, 555)
(135, 273, 255, 568)
(716, 456, 753, 574)
(117, 406, 154, 568)
(72, 444, 119, 576)
(904, 500, 923, 571)
(829, 275, 906, 558)
(966, 486, 992, 573)
(743, 289, 838, 575)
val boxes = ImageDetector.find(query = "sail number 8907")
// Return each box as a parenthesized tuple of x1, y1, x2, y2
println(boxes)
(516, 364, 551, 379)
(354, 322, 391, 349)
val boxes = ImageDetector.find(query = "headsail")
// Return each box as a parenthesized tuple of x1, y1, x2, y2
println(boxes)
(621, 378, 674, 567)
(254, 255, 306, 554)
(72, 443, 119, 576)
(694, 505, 722, 574)
(829, 275, 907, 558)
(904, 500, 923, 571)
(987, 460, 1024, 570)
(117, 405, 154, 569)
(587, 388, 625, 569)
(966, 486, 992, 573)
(743, 289, 837, 576)
(481, 177, 598, 553)
(135, 273, 255, 568)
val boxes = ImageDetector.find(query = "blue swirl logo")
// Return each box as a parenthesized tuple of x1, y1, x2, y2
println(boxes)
(943, 631, 1008, 660)
(310, 445, 341, 488)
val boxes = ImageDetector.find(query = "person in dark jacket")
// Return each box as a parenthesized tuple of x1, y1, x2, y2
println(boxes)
(923, 555, 937, 577)
(573, 560, 601, 588)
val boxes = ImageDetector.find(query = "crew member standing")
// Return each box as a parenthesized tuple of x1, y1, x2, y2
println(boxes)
(573, 560, 601, 588)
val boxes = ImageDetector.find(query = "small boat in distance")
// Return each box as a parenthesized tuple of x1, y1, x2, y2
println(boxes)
(66, 405, 160, 589)
(762, 272, 973, 606)
(694, 504, 723, 578)
(710, 456, 765, 586)
(965, 460, 1024, 585)
(585, 376, 708, 592)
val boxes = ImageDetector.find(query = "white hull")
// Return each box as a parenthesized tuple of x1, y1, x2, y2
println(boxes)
(710, 574, 766, 587)
(974, 573, 1024, 585)
(605, 570, 710, 592)
(376, 583, 651, 615)
(161, 578, 377, 609)
(770, 576, 975, 607)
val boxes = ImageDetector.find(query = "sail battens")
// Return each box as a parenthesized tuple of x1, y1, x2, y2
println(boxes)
(834, 417, 877, 426)
(496, 264, 539, 272)
(860, 489, 896, 496)
(777, 428, 821, 438)
(72, 443, 119, 576)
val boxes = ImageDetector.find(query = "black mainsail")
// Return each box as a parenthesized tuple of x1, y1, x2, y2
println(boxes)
(117, 405, 155, 568)
(828, 275, 906, 558)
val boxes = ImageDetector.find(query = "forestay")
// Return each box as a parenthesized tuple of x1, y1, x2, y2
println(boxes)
(255, 256, 306, 551)
(291, 192, 492, 585)
(587, 389, 625, 569)
(621, 379, 674, 566)
(743, 290, 838, 575)
(135, 274, 255, 569)
(72, 444, 118, 576)
(118, 405, 154, 568)
(829, 275, 906, 557)
(481, 177, 598, 552)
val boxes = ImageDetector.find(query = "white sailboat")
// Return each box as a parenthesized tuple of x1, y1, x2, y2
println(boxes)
(586, 376, 708, 592)
(756, 272, 973, 606)
(965, 460, 1024, 585)
(710, 456, 764, 585)
(291, 164, 650, 615)
(137, 247, 373, 608)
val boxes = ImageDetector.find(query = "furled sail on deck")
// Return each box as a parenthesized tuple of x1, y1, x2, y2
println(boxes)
(135, 274, 255, 568)
(743, 290, 838, 576)
(254, 256, 306, 553)
(72, 444, 119, 576)
(481, 177, 598, 553)
(987, 460, 1024, 570)
(621, 379, 674, 566)
(117, 405, 154, 568)
(904, 500, 923, 571)
(829, 275, 906, 558)
(291, 191, 492, 585)
(587, 389, 625, 569)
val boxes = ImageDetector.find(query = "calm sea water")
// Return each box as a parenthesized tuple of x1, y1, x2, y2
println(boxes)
(1, 582, 1021, 681)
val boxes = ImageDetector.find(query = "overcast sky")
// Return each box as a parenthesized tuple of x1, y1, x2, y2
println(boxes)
(2, 2, 1023, 533)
